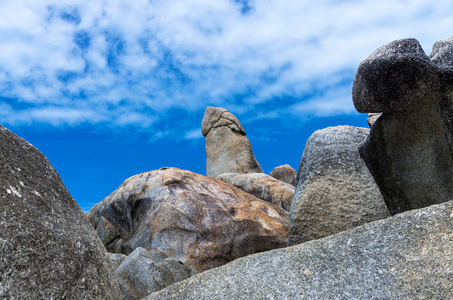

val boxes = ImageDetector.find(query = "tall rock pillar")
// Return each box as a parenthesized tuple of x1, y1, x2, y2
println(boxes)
(201, 106, 263, 178)
(353, 37, 453, 214)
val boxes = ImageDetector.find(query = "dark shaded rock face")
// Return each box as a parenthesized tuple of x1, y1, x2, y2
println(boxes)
(115, 247, 197, 300)
(353, 37, 453, 215)
(201, 106, 264, 178)
(145, 200, 453, 300)
(0, 125, 120, 299)
(217, 172, 295, 211)
(288, 126, 390, 246)
(353, 38, 441, 113)
(88, 167, 289, 272)
(269, 164, 297, 186)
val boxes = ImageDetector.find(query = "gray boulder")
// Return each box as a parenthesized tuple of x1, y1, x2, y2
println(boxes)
(145, 200, 453, 299)
(202, 106, 263, 178)
(269, 164, 297, 186)
(88, 167, 289, 272)
(217, 172, 295, 211)
(115, 247, 197, 300)
(430, 36, 453, 74)
(0, 125, 120, 299)
(353, 37, 453, 215)
(289, 126, 390, 246)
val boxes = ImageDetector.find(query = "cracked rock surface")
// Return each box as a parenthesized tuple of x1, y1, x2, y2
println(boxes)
(88, 167, 289, 272)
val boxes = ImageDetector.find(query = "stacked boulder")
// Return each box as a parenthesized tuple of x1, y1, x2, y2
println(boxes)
(0, 125, 120, 299)
(288, 126, 390, 245)
(202, 106, 264, 178)
(269, 164, 297, 186)
(353, 37, 453, 214)
(88, 167, 289, 272)
(217, 173, 295, 211)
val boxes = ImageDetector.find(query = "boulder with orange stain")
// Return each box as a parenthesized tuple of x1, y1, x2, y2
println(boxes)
(88, 167, 289, 272)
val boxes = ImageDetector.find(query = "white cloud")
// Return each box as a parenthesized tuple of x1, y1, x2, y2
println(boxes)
(0, 0, 452, 136)
(290, 85, 356, 117)
(184, 129, 203, 140)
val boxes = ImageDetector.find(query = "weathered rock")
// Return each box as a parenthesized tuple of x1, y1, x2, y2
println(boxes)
(217, 173, 295, 211)
(353, 37, 453, 215)
(366, 112, 382, 127)
(353, 38, 441, 113)
(202, 106, 264, 178)
(115, 247, 197, 300)
(0, 125, 121, 299)
(88, 167, 289, 272)
(430, 36, 453, 74)
(108, 252, 128, 270)
(288, 126, 390, 246)
(269, 164, 297, 186)
(145, 200, 453, 300)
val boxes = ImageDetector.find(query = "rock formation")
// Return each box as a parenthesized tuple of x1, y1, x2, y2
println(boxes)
(115, 247, 197, 300)
(288, 126, 390, 245)
(217, 173, 294, 211)
(269, 164, 297, 186)
(0, 125, 120, 299)
(88, 167, 289, 272)
(353, 37, 453, 215)
(201, 106, 264, 178)
(145, 200, 453, 299)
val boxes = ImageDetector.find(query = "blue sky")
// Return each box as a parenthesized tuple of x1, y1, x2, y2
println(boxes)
(1, 0, 453, 211)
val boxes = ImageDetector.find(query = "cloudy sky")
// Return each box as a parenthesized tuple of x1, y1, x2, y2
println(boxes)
(1, 0, 452, 211)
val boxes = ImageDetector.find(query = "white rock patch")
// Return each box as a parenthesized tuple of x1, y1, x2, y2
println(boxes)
(8, 186, 22, 198)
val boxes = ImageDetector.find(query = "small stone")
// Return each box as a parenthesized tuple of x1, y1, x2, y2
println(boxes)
(269, 164, 297, 186)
